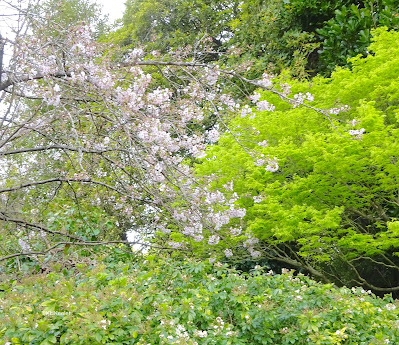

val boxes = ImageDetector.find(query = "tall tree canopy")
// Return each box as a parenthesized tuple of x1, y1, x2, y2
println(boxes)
(118, 0, 399, 78)
(196, 28, 399, 294)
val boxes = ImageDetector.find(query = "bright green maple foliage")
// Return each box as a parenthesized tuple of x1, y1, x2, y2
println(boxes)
(196, 28, 399, 292)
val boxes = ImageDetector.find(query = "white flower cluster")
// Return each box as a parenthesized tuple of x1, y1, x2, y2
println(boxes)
(259, 73, 274, 88)
(265, 158, 279, 172)
(100, 319, 111, 330)
(253, 195, 263, 203)
(349, 128, 365, 139)
(220, 94, 238, 111)
(257, 140, 268, 147)
(241, 104, 253, 117)
(213, 316, 225, 333)
(328, 105, 350, 115)
(18, 238, 32, 252)
(243, 236, 261, 258)
(230, 227, 242, 236)
(291, 92, 314, 108)
(207, 129, 220, 143)
(281, 83, 291, 95)
(256, 100, 275, 112)
(385, 303, 397, 311)
(208, 235, 220, 245)
(128, 48, 145, 60)
(249, 92, 261, 103)
(204, 67, 220, 86)
(194, 330, 208, 338)
(254, 156, 279, 172)
(168, 241, 183, 249)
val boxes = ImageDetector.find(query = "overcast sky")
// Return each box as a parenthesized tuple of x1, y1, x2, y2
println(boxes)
(0, 0, 127, 34)
(96, 0, 126, 23)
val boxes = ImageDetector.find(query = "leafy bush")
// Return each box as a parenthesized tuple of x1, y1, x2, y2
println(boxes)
(196, 28, 399, 293)
(1, 254, 399, 344)
(317, 0, 399, 73)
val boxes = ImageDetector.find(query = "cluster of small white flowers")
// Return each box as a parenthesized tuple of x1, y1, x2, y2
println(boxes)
(27, 231, 46, 240)
(281, 83, 291, 95)
(100, 319, 111, 330)
(249, 248, 261, 258)
(72, 171, 90, 180)
(175, 324, 190, 341)
(259, 73, 273, 88)
(147, 88, 172, 107)
(291, 92, 314, 108)
(213, 316, 225, 332)
(168, 241, 183, 249)
(230, 227, 242, 236)
(328, 105, 350, 115)
(240, 104, 253, 117)
(223, 181, 234, 191)
(305, 92, 314, 102)
(208, 235, 220, 245)
(128, 48, 145, 60)
(220, 94, 238, 111)
(249, 92, 261, 103)
(386, 303, 397, 311)
(253, 156, 279, 172)
(43, 92, 61, 107)
(349, 128, 365, 139)
(207, 129, 220, 143)
(258, 140, 268, 147)
(211, 212, 230, 230)
(228, 208, 246, 218)
(256, 100, 275, 112)
(265, 157, 279, 172)
(194, 329, 208, 338)
(243, 236, 259, 248)
(253, 195, 263, 203)
(179, 105, 203, 123)
(254, 158, 265, 166)
(224, 248, 233, 257)
(18, 238, 32, 252)
(204, 67, 220, 86)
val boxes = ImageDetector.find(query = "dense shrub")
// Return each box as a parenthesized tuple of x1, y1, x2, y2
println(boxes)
(1, 254, 399, 344)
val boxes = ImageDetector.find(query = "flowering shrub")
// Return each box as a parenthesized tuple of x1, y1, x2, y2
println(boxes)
(1, 253, 399, 344)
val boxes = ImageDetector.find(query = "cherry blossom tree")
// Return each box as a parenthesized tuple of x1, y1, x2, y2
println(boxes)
(0, 0, 347, 269)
